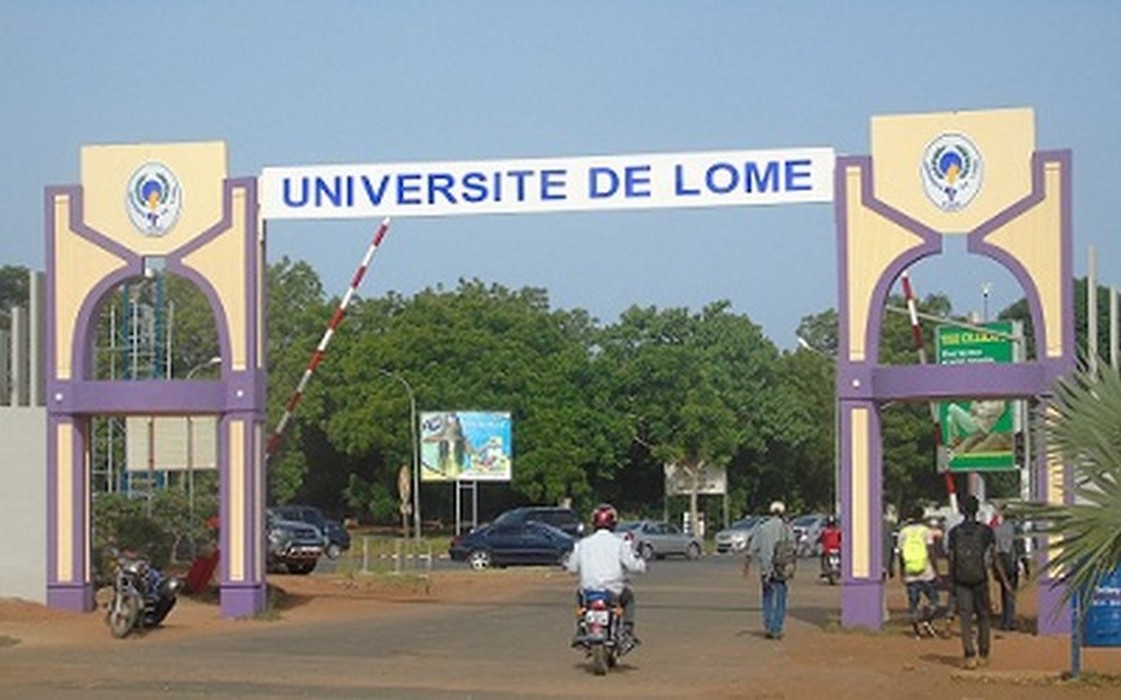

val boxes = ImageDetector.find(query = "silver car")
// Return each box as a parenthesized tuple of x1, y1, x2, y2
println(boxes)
(714, 515, 764, 554)
(617, 520, 703, 560)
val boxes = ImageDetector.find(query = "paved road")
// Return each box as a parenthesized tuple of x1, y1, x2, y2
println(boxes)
(2, 555, 844, 699)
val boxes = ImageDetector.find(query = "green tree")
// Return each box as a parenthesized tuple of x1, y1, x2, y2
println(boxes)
(596, 302, 779, 528)
(322, 280, 607, 521)
(0, 264, 31, 330)
(999, 276, 1116, 362)
(165, 273, 220, 378)
(262, 258, 332, 504)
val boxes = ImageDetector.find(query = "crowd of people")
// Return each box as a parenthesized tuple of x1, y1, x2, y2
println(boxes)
(567, 494, 1029, 671)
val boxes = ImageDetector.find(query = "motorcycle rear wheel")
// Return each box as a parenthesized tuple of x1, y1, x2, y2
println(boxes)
(107, 593, 140, 639)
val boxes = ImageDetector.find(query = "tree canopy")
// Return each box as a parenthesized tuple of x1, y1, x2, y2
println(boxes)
(16, 259, 1107, 532)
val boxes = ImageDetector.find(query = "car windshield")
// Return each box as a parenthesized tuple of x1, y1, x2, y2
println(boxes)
(492, 509, 526, 526)
(793, 516, 820, 527)
(730, 516, 759, 529)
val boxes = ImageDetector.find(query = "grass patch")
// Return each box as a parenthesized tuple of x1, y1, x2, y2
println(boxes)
(0, 635, 21, 648)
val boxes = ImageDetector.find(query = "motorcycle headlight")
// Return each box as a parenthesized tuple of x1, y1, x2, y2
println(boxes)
(160, 577, 183, 597)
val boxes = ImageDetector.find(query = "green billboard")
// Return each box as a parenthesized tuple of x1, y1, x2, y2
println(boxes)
(936, 321, 1021, 472)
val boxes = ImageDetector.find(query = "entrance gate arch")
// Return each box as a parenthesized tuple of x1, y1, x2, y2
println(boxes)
(44, 108, 1074, 629)
(834, 108, 1073, 633)
(46, 142, 267, 617)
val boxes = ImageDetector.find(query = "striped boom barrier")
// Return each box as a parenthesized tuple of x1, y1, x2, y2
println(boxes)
(266, 217, 392, 460)
(899, 270, 957, 508)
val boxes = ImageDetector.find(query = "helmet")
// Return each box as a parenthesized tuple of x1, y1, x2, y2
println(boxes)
(591, 503, 618, 531)
(769, 500, 785, 515)
(825, 515, 837, 527)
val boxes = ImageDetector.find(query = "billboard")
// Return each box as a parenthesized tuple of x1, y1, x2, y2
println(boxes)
(936, 321, 1022, 472)
(419, 411, 512, 482)
(124, 415, 218, 471)
(664, 462, 727, 496)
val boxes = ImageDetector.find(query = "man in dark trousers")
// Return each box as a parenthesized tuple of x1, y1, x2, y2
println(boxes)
(947, 495, 1010, 669)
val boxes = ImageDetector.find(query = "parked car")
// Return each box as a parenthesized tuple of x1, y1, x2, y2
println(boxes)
(714, 515, 764, 554)
(616, 520, 703, 560)
(791, 514, 831, 557)
(265, 508, 324, 574)
(491, 506, 586, 538)
(449, 520, 575, 570)
(272, 504, 352, 559)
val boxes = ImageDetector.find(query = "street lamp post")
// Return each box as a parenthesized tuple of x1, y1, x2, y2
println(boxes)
(797, 336, 841, 517)
(185, 356, 221, 554)
(379, 369, 421, 542)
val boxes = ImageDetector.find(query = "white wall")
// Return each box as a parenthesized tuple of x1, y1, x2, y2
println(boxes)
(0, 407, 46, 602)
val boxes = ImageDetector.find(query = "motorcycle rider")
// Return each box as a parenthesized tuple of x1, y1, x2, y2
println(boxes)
(817, 515, 842, 577)
(565, 503, 647, 648)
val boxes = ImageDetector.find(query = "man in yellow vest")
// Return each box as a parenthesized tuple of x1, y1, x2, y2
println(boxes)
(897, 505, 943, 638)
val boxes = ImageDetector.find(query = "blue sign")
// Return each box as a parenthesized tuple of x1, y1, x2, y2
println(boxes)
(1084, 566, 1121, 647)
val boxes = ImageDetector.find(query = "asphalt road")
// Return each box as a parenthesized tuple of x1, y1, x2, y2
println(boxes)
(1, 555, 844, 699)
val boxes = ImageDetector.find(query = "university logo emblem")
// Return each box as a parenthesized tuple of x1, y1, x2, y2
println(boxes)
(920, 133, 983, 212)
(126, 162, 182, 236)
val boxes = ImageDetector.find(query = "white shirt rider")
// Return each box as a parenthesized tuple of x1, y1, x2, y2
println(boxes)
(566, 527, 646, 593)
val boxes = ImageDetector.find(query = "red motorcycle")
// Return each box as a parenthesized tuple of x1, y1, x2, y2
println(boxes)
(571, 589, 635, 675)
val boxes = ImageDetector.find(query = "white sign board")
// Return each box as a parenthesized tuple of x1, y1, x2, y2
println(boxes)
(125, 415, 218, 471)
(664, 462, 727, 496)
(260, 148, 834, 220)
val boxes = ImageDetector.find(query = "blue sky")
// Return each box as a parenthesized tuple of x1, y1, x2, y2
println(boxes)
(2, 1, 1118, 347)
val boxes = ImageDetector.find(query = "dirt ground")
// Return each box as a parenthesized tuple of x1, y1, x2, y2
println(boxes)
(3, 572, 1121, 699)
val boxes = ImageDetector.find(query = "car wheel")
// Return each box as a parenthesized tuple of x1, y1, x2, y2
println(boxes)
(686, 542, 702, 560)
(468, 550, 492, 571)
(325, 543, 342, 559)
(640, 543, 655, 561)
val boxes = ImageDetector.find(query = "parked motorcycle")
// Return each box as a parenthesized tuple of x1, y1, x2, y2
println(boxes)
(820, 548, 841, 586)
(106, 550, 182, 638)
(571, 589, 634, 675)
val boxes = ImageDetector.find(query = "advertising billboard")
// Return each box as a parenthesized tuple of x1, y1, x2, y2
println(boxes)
(419, 411, 512, 482)
(936, 321, 1022, 472)
(664, 462, 727, 496)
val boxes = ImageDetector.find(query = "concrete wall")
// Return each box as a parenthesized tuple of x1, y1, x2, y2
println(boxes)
(0, 407, 46, 602)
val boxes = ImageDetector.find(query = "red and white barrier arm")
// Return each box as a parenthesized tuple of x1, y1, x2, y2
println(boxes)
(899, 270, 957, 509)
(265, 217, 392, 460)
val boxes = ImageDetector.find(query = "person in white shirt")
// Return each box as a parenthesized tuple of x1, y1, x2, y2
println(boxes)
(566, 503, 646, 643)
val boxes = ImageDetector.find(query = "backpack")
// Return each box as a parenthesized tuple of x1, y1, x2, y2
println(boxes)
(952, 521, 989, 585)
(771, 525, 797, 581)
(900, 525, 929, 576)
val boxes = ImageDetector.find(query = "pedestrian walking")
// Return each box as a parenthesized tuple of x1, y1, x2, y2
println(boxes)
(744, 500, 796, 640)
(897, 505, 944, 638)
(947, 495, 1011, 669)
(991, 509, 1020, 631)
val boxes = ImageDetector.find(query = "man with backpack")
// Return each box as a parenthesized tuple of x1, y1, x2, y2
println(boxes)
(947, 495, 1011, 669)
(897, 505, 943, 638)
(744, 500, 796, 640)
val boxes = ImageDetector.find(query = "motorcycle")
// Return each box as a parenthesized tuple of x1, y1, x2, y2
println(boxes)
(105, 550, 182, 638)
(571, 589, 634, 675)
(820, 548, 841, 586)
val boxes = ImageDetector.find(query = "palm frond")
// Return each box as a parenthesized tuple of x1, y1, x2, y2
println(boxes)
(1009, 355, 1121, 611)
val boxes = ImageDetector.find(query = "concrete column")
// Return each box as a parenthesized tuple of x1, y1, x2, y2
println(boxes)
(839, 399, 885, 630)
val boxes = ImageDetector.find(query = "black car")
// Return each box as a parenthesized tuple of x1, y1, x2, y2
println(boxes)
(272, 505, 352, 559)
(449, 520, 576, 570)
(491, 506, 586, 538)
(266, 508, 324, 574)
